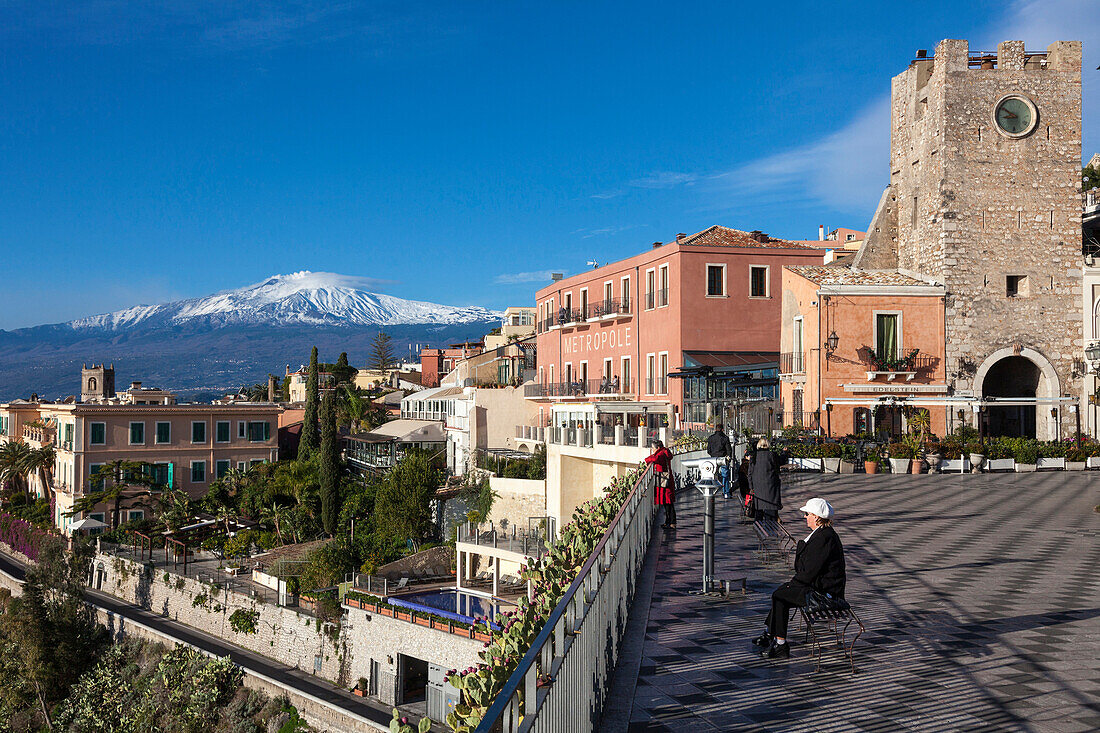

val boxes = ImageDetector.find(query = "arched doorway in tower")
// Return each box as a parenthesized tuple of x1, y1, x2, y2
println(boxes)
(981, 356, 1040, 438)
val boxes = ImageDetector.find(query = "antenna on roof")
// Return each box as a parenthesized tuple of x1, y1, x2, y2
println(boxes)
(586, 260, 600, 269)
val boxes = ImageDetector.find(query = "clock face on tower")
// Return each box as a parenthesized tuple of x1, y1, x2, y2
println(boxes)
(993, 95, 1038, 137)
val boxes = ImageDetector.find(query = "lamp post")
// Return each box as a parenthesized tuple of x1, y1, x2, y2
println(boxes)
(825, 402, 833, 438)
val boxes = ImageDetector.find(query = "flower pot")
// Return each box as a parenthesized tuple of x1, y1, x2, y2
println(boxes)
(889, 458, 909, 474)
(940, 459, 969, 473)
(838, 460, 855, 474)
(1036, 457, 1065, 471)
(353, 688, 367, 697)
(1066, 461, 1087, 471)
(910, 459, 926, 474)
(925, 454, 941, 473)
(823, 457, 842, 473)
(1088, 456, 1100, 469)
(864, 461, 880, 474)
(986, 458, 1015, 472)
(1015, 463, 1037, 472)
(969, 453, 985, 473)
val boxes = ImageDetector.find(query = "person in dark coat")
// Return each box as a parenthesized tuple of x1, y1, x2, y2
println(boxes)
(645, 440, 676, 529)
(755, 498, 846, 659)
(748, 438, 785, 520)
(707, 423, 733, 498)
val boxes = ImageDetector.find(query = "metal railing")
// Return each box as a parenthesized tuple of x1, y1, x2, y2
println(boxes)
(645, 377, 668, 395)
(589, 297, 632, 319)
(779, 352, 806, 375)
(656, 287, 669, 307)
(457, 520, 556, 557)
(861, 353, 938, 374)
(345, 572, 389, 597)
(524, 379, 635, 399)
(475, 467, 655, 732)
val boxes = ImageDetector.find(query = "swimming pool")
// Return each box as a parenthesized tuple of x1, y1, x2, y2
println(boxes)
(387, 589, 511, 629)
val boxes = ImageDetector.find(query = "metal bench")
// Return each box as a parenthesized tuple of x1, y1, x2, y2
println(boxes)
(797, 595, 865, 673)
(753, 517, 795, 566)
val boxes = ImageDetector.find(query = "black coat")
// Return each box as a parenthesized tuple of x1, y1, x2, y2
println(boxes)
(792, 526, 846, 598)
(707, 430, 732, 459)
(748, 449, 784, 511)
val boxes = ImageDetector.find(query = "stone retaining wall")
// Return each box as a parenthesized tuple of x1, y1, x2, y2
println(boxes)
(92, 552, 348, 685)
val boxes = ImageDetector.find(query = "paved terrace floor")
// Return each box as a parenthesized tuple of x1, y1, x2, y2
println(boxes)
(609, 471, 1100, 733)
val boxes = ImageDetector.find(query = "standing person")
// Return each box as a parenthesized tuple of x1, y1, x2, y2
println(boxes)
(707, 422, 733, 499)
(754, 498, 846, 659)
(749, 438, 785, 521)
(646, 440, 676, 529)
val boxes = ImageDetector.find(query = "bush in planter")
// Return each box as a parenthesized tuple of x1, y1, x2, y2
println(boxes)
(984, 438, 1012, 460)
(887, 443, 914, 460)
(1014, 442, 1039, 465)
(839, 443, 858, 461)
(1065, 446, 1089, 463)
(816, 443, 844, 458)
(939, 440, 963, 460)
(1037, 441, 1067, 459)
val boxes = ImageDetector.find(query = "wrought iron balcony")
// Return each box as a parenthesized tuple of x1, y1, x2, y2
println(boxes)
(779, 352, 807, 375)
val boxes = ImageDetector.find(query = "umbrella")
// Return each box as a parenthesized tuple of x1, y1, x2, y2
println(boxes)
(69, 517, 108, 532)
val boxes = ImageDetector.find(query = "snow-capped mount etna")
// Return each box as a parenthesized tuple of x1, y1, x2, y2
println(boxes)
(0, 272, 502, 401)
(68, 271, 501, 331)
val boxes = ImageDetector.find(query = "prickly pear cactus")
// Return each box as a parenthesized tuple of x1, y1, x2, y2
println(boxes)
(444, 467, 646, 730)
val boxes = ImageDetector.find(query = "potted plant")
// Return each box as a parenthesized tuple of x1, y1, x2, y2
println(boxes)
(939, 440, 967, 473)
(818, 442, 844, 473)
(1014, 441, 1039, 472)
(838, 443, 857, 474)
(1065, 446, 1088, 471)
(1036, 441, 1066, 470)
(981, 438, 1012, 472)
(354, 677, 369, 697)
(924, 440, 943, 474)
(887, 443, 913, 474)
(864, 446, 881, 474)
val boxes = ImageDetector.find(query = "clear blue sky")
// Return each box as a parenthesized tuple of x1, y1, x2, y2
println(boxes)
(0, 0, 1095, 329)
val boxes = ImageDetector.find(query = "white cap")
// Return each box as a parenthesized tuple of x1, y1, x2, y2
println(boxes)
(799, 497, 834, 519)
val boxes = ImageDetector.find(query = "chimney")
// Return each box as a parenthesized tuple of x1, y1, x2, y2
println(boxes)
(818, 225, 825, 241)
(652, 241, 662, 249)
(268, 374, 277, 402)
(676, 233, 686, 242)
(749, 230, 769, 243)
(131, 381, 142, 390)
(551, 273, 563, 282)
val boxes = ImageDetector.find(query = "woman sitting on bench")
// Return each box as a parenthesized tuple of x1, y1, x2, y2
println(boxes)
(754, 497, 846, 659)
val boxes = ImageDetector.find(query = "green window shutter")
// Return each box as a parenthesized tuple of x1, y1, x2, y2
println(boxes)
(216, 421, 230, 442)
(192, 422, 206, 443)
(130, 422, 144, 444)
(156, 422, 171, 444)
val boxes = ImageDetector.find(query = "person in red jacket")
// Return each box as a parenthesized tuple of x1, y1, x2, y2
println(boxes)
(645, 440, 676, 529)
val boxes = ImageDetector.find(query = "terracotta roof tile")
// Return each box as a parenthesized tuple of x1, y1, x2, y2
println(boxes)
(786, 266, 930, 286)
(674, 225, 819, 251)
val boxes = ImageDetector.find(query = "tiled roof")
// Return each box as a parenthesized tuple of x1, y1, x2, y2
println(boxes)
(786, 266, 931, 286)
(674, 225, 819, 251)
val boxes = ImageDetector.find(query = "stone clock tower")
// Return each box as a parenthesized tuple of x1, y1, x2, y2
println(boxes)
(856, 39, 1082, 439)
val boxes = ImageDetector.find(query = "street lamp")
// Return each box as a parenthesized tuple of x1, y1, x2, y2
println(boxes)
(825, 331, 840, 354)
(1086, 343, 1100, 363)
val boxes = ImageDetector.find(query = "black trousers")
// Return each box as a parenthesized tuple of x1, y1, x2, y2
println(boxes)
(765, 582, 808, 638)
(663, 502, 676, 526)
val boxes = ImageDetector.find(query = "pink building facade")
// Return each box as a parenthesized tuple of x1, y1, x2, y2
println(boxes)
(530, 226, 824, 427)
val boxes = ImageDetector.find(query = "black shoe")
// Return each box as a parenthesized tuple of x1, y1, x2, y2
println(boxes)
(760, 642, 790, 660)
(751, 633, 772, 648)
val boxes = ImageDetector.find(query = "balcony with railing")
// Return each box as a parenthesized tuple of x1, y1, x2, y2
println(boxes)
(644, 377, 668, 395)
(523, 378, 636, 400)
(587, 297, 632, 321)
(861, 349, 938, 382)
(656, 287, 669, 308)
(779, 351, 807, 376)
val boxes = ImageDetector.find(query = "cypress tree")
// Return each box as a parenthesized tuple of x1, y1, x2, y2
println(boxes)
(319, 391, 340, 535)
(298, 346, 320, 461)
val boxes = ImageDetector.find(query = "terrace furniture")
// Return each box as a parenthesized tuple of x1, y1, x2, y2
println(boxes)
(797, 594, 865, 673)
(394, 577, 409, 590)
(754, 517, 795, 567)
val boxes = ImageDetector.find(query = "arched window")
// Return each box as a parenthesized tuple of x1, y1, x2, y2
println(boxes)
(87, 377, 97, 391)
(1092, 298, 1100, 339)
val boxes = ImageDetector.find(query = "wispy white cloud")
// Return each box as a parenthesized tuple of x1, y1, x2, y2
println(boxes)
(621, 0, 1097, 219)
(494, 270, 565, 285)
(572, 224, 640, 239)
(628, 171, 699, 189)
(589, 191, 624, 200)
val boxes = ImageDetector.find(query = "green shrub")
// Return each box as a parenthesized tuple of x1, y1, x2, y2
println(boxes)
(229, 609, 259, 634)
(887, 443, 914, 460)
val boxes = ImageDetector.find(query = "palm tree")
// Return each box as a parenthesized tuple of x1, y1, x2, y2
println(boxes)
(260, 502, 290, 545)
(156, 487, 193, 533)
(0, 441, 32, 498)
(337, 383, 368, 432)
(21, 445, 55, 502)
